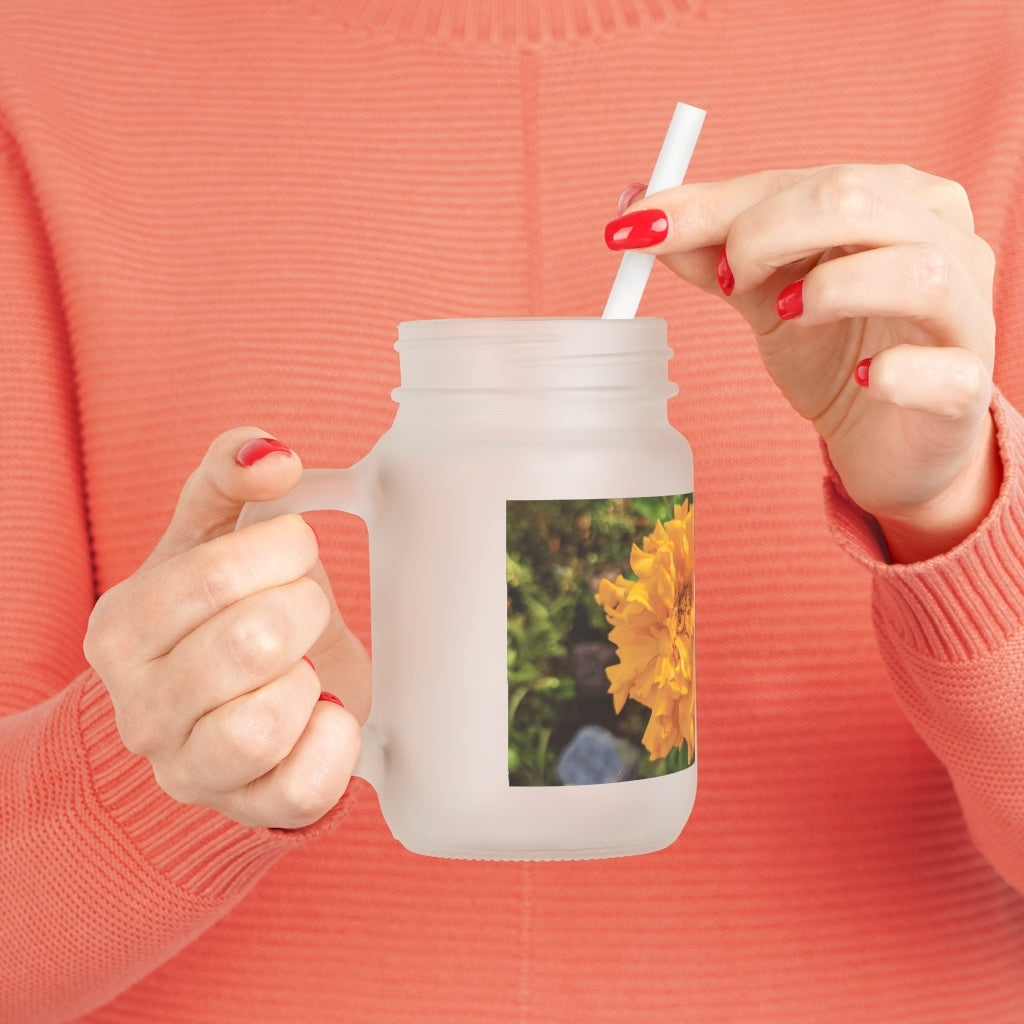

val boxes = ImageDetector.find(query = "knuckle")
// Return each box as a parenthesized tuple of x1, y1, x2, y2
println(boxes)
(195, 550, 248, 612)
(766, 167, 802, 195)
(927, 174, 976, 232)
(937, 176, 971, 214)
(222, 607, 290, 674)
(81, 619, 108, 672)
(84, 592, 167, 759)
(150, 758, 202, 807)
(83, 586, 130, 669)
(114, 703, 156, 756)
(916, 352, 991, 421)
(947, 355, 989, 407)
(221, 696, 292, 769)
(908, 243, 954, 297)
(885, 161, 915, 179)
(110, 683, 170, 759)
(821, 165, 879, 224)
(219, 577, 328, 677)
(278, 763, 337, 826)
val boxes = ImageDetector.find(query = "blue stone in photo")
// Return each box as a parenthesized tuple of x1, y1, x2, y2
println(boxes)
(556, 725, 640, 785)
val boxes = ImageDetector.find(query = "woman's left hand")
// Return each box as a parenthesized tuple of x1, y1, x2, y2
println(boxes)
(607, 164, 1000, 562)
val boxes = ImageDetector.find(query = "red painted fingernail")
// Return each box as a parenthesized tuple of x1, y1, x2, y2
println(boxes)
(302, 655, 316, 672)
(604, 208, 669, 250)
(318, 691, 345, 708)
(855, 357, 872, 387)
(616, 182, 648, 216)
(235, 437, 293, 468)
(716, 247, 734, 296)
(776, 279, 804, 320)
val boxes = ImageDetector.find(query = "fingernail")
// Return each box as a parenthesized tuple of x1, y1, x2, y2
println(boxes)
(302, 655, 316, 672)
(604, 208, 669, 250)
(236, 437, 293, 468)
(776, 280, 804, 320)
(616, 182, 648, 216)
(318, 691, 345, 708)
(716, 247, 734, 296)
(855, 357, 872, 387)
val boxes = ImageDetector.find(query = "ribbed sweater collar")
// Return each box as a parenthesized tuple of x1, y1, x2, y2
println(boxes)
(325, 0, 703, 44)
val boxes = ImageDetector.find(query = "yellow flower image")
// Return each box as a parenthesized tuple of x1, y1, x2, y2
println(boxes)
(595, 501, 694, 762)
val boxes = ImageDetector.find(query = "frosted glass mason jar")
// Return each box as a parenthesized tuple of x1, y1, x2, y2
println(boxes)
(240, 318, 696, 860)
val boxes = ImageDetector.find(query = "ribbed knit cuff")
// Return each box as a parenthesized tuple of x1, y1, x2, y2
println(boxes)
(77, 669, 355, 903)
(825, 391, 1024, 661)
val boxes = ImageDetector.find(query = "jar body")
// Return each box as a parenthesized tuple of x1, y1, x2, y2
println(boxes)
(362, 318, 696, 859)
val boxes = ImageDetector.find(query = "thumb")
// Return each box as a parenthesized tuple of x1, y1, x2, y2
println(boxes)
(145, 427, 304, 567)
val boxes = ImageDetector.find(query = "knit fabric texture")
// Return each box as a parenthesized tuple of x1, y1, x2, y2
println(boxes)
(1, 1, 1023, 1021)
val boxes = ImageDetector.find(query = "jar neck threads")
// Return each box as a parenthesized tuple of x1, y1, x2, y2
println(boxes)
(392, 318, 677, 404)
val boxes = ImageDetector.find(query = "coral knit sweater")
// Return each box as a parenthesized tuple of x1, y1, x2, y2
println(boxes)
(2, 1, 1023, 1021)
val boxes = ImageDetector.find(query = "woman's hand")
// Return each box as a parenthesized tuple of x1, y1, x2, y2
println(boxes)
(84, 428, 369, 829)
(607, 164, 1000, 562)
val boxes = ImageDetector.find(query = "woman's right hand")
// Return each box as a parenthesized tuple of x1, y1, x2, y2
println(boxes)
(83, 428, 369, 830)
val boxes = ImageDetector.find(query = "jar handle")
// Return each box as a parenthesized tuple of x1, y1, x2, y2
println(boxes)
(236, 466, 386, 793)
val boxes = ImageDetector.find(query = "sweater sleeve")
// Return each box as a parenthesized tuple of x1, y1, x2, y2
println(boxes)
(0, 129, 352, 1023)
(825, 392, 1024, 895)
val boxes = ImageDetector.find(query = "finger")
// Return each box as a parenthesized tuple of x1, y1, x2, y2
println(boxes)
(721, 165, 973, 293)
(146, 427, 303, 568)
(159, 574, 332, 737)
(617, 168, 811, 256)
(168, 656, 322, 799)
(109, 512, 320, 662)
(227, 690, 361, 830)
(797, 242, 995, 358)
(616, 164, 975, 273)
(859, 343, 992, 422)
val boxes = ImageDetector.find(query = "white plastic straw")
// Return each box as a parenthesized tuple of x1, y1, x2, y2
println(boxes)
(602, 102, 706, 319)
